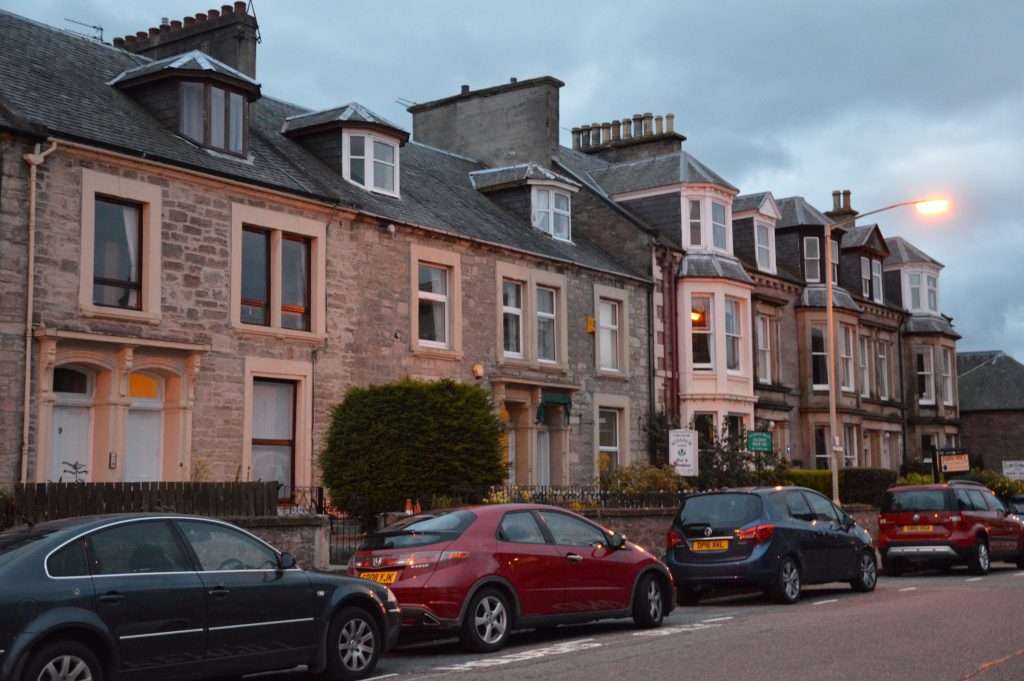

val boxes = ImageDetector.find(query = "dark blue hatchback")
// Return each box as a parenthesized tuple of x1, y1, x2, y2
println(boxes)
(665, 486, 877, 605)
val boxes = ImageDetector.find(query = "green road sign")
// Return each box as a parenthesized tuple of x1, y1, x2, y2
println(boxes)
(748, 431, 772, 452)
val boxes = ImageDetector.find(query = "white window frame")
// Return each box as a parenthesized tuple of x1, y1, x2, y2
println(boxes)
(756, 314, 771, 384)
(597, 298, 621, 372)
(342, 130, 401, 197)
(908, 272, 923, 311)
(411, 244, 462, 357)
(860, 257, 871, 298)
(688, 199, 702, 247)
(942, 347, 954, 405)
(594, 285, 630, 376)
(711, 201, 728, 251)
(811, 325, 829, 390)
(598, 408, 621, 472)
(831, 239, 839, 283)
(840, 325, 855, 393)
(725, 298, 742, 372)
(871, 260, 884, 303)
(804, 237, 821, 283)
(495, 264, 567, 369)
(418, 264, 450, 349)
(502, 279, 524, 359)
(691, 295, 713, 372)
(927, 275, 939, 312)
(877, 340, 890, 400)
(916, 346, 935, 405)
(755, 221, 774, 272)
(859, 335, 871, 398)
(536, 286, 557, 364)
(532, 186, 572, 241)
(843, 424, 858, 468)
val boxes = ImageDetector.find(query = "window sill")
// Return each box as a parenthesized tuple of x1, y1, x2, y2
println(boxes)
(595, 369, 629, 381)
(413, 346, 463, 361)
(498, 357, 568, 374)
(80, 305, 161, 325)
(232, 323, 326, 345)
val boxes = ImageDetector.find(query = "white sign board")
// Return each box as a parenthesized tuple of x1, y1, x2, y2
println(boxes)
(669, 429, 699, 477)
(1003, 461, 1024, 481)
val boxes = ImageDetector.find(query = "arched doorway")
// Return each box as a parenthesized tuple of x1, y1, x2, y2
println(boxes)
(51, 367, 93, 482)
(125, 372, 164, 481)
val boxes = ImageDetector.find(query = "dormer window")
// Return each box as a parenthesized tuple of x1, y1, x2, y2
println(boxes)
(180, 81, 247, 156)
(860, 257, 884, 302)
(712, 202, 727, 249)
(532, 187, 571, 241)
(755, 221, 775, 272)
(904, 270, 940, 313)
(344, 132, 399, 195)
(684, 196, 732, 253)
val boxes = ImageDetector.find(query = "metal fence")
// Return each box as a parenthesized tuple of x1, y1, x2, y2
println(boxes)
(424, 485, 686, 511)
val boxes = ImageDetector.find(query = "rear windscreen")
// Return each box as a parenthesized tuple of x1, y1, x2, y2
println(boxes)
(358, 509, 477, 550)
(882, 490, 950, 513)
(677, 494, 762, 531)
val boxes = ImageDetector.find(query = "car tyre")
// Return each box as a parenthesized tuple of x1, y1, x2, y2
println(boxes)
(850, 551, 878, 592)
(767, 557, 801, 604)
(632, 573, 664, 629)
(324, 606, 380, 681)
(460, 588, 511, 653)
(24, 640, 104, 681)
(882, 555, 904, 577)
(1016, 548, 1024, 570)
(676, 585, 700, 606)
(968, 538, 991, 576)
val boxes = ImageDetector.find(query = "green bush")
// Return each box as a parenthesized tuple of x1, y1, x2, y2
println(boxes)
(896, 472, 934, 486)
(644, 410, 679, 467)
(841, 468, 898, 505)
(948, 471, 1024, 500)
(783, 470, 832, 496)
(320, 378, 505, 521)
(600, 462, 686, 493)
(689, 423, 788, 490)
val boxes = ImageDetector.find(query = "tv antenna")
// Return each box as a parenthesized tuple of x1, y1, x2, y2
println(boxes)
(64, 18, 103, 42)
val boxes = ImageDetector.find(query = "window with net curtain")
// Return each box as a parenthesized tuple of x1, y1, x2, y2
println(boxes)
(418, 264, 448, 346)
(537, 287, 557, 362)
(725, 299, 741, 371)
(251, 379, 295, 499)
(597, 299, 620, 371)
(598, 408, 619, 471)
(93, 198, 141, 310)
(502, 280, 522, 357)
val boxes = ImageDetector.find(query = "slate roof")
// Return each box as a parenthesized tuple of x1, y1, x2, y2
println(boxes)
(678, 253, 754, 284)
(470, 163, 580, 191)
(797, 285, 862, 312)
(0, 9, 645, 281)
(957, 351, 1024, 411)
(903, 314, 960, 338)
(884, 236, 942, 267)
(586, 151, 738, 195)
(281, 102, 406, 137)
(108, 49, 260, 91)
(733, 192, 770, 214)
(841, 225, 873, 249)
(777, 196, 833, 228)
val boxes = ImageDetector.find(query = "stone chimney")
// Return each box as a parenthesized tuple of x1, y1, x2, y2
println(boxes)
(117, 3, 259, 78)
(824, 188, 859, 224)
(571, 111, 685, 163)
(408, 76, 564, 168)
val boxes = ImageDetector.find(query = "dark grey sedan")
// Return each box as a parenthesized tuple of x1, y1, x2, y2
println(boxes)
(0, 513, 400, 681)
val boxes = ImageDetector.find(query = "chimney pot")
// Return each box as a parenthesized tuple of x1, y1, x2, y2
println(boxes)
(622, 118, 632, 140)
(124, 34, 136, 44)
(160, 17, 170, 26)
(207, 9, 220, 19)
(655, 114, 664, 135)
(590, 122, 600, 147)
(643, 112, 654, 137)
(234, 1, 247, 12)
(184, 16, 195, 26)
(148, 27, 160, 37)
(632, 114, 643, 138)
(136, 31, 148, 40)
(170, 20, 182, 31)
(666, 113, 675, 133)
(580, 124, 592, 149)
(571, 127, 581, 150)
(611, 120, 621, 142)
(842, 189, 852, 211)
(510, 77, 517, 83)
(113, 37, 125, 47)
(461, 84, 470, 95)
(600, 122, 611, 145)
(221, 4, 234, 14)
(832, 190, 841, 211)
(195, 13, 207, 23)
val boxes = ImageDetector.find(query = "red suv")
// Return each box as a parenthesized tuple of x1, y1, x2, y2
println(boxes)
(349, 503, 673, 651)
(878, 480, 1024, 576)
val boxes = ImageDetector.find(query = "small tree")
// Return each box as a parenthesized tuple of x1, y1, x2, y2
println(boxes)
(644, 409, 679, 467)
(320, 378, 505, 521)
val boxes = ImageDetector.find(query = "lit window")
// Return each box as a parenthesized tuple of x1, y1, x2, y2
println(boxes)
(502, 280, 523, 358)
(691, 296, 712, 370)
(533, 188, 571, 241)
(871, 260, 883, 303)
(942, 348, 954, 405)
(840, 325, 855, 392)
(811, 326, 828, 389)
(804, 237, 820, 283)
(916, 346, 935, 404)
(725, 299, 741, 371)
(756, 222, 772, 271)
(859, 336, 870, 397)
(418, 264, 449, 347)
(712, 202, 727, 250)
(93, 198, 142, 310)
(756, 315, 771, 384)
(179, 82, 246, 156)
(537, 287, 557, 363)
(877, 341, 890, 400)
(688, 200, 702, 246)
(598, 299, 620, 371)
(345, 133, 400, 195)
(598, 409, 620, 472)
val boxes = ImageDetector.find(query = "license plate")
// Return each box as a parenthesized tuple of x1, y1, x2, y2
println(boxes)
(360, 570, 398, 584)
(691, 539, 729, 551)
(901, 525, 934, 533)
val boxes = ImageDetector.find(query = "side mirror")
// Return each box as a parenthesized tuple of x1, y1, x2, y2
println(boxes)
(609, 532, 626, 550)
(279, 552, 297, 570)
(841, 515, 855, 531)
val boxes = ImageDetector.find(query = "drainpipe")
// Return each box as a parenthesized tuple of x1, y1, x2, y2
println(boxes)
(19, 140, 58, 484)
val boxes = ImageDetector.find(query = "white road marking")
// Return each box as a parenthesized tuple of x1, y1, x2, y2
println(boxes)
(702, 616, 734, 623)
(967, 577, 984, 582)
(813, 599, 839, 606)
(899, 587, 917, 592)
(433, 639, 602, 671)
(633, 623, 721, 637)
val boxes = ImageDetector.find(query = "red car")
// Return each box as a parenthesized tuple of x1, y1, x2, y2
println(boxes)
(878, 480, 1024, 575)
(349, 503, 672, 651)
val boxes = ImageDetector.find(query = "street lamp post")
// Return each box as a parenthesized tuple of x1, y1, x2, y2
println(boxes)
(824, 198, 949, 505)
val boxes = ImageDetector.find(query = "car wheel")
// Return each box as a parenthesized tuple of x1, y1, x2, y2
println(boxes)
(882, 555, 904, 577)
(968, 538, 991, 576)
(767, 557, 801, 605)
(850, 551, 878, 592)
(676, 585, 700, 606)
(24, 640, 104, 681)
(632, 573, 664, 629)
(1017, 548, 1024, 570)
(460, 588, 511, 653)
(324, 606, 380, 681)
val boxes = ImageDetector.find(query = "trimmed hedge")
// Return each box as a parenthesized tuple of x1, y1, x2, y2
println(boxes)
(782, 468, 897, 506)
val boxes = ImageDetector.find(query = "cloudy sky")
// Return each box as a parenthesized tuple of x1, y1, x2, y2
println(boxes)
(9, 0, 1023, 359)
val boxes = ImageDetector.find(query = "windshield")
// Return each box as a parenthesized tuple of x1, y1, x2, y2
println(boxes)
(359, 510, 477, 550)
(678, 493, 762, 531)
(882, 489, 950, 513)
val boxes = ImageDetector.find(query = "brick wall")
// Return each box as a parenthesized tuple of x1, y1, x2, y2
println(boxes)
(960, 411, 1024, 473)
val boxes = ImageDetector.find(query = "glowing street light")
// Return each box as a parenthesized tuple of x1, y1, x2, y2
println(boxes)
(824, 197, 949, 505)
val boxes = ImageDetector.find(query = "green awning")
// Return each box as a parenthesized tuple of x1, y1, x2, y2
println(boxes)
(535, 394, 572, 425)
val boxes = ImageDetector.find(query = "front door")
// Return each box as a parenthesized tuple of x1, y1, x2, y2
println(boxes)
(536, 430, 550, 486)
(126, 408, 162, 481)
(51, 405, 91, 482)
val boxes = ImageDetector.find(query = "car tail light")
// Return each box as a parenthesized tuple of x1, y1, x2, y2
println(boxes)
(352, 550, 470, 571)
(667, 529, 684, 548)
(736, 524, 775, 543)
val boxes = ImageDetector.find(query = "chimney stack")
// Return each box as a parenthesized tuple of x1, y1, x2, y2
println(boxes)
(832, 190, 841, 211)
(571, 111, 686, 162)
(843, 189, 852, 211)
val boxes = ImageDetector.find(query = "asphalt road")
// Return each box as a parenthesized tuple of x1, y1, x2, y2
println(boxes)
(266, 561, 1024, 681)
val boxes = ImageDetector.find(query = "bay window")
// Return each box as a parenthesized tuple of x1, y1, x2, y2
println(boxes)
(725, 298, 741, 371)
(811, 326, 828, 389)
(804, 237, 820, 283)
(916, 347, 935, 404)
(691, 296, 712, 370)
(712, 202, 727, 249)
(840, 325, 855, 392)
(756, 314, 771, 384)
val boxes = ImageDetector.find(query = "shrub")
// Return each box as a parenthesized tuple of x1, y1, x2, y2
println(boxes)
(783, 470, 832, 496)
(948, 471, 1024, 500)
(689, 422, 788, 490)
(644, 410, 679, 467)
(320, 378, 505, 521)
(895, 472, 934, 486)
(600, 462, 685, 494)
(841, 468, 898, 505)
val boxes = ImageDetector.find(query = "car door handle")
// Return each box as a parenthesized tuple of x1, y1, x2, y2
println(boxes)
(566, 553, 583, 562)
(98, 592, 124, 604)
(208, 586, 230, 598)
